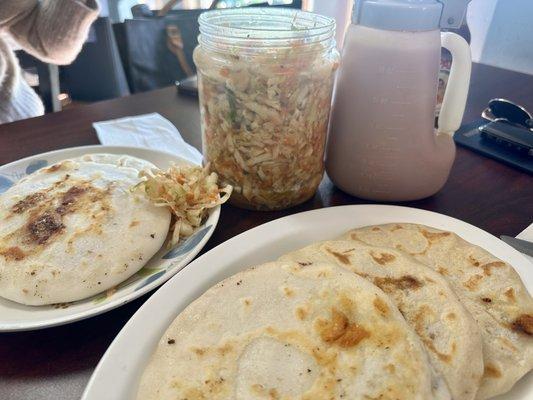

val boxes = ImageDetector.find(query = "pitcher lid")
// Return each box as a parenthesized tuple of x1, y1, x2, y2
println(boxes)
(353, 0, 469, 31)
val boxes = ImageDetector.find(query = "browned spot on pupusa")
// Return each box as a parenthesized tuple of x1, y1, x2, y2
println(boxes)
(295, 306, 309, 320)
(338, 293, 355, 314)
(129, 220, 140, 227)
(179, 387, 205, 399)
(480, 261, 505, 276)
(251, 384, 279, 399)
(394, 242, 428, 256)
(316, 308, 369, 348)
(420, 229, 450, 242)
(370, 251, 396, 265)
(316, 270, 331, 278)
(283, 286, 295, 297)
(25, 185, 91, 245)
(371, 227, 381, 232)
(8, 174, 75, 219)
(373, 275, 422, 293)
(2, 181, 112, 259)
(413, 306, 453, 363)
(182, 375, 228, 398)
(217, 343, 233, 356)
(504, 288, 516, 302)
(250, 384, 264, 394)
(27, 212, 64, 244)
(463, 274, 483, 291)
(56, 186, 88, 215)
(510, 314, 533, 335)
(498, 336, 518, 352)
(0, 246, 25, 261)
(468, 255, 481, 267)
(446, 312, 456, 320)
(484, 364, 502, 378)
(11, 192, 48, 214)
(373, 297, 390, 316)
(437, 266, 449, 276)
(43, 162, 66, 173)
(326, 248, 350, 265)
(298, 261, 312, 266)
(192, 347, 206, 356)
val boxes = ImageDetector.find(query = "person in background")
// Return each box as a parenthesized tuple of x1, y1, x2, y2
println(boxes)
(0, 0, 100, 124)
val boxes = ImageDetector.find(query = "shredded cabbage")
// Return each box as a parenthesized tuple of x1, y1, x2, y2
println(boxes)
(133, 164, 232, 247)
(195, 41, 339, 210)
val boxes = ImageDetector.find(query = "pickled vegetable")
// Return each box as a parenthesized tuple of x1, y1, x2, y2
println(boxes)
(196, 43, 339, 210)
(134, 164, 231, 247)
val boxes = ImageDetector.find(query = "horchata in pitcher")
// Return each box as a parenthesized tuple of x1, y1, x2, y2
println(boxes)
(327, 0, 472, 201)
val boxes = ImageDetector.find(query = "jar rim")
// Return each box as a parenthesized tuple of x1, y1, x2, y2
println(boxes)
(198, 7, 336, 46)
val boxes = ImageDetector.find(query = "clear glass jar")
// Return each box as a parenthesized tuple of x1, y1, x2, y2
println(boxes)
(194, 8, 339, 211)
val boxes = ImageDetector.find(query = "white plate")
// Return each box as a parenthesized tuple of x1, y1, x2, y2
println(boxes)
(0, 145, 219, 331)
(83, 205, 533, 400)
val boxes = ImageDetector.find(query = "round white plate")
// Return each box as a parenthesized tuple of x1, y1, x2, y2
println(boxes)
(83, 205, 532, 400)
(0, 145, 219, 331)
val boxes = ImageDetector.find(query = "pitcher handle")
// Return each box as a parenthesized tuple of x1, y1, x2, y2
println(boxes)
(438, 32, 472, 136)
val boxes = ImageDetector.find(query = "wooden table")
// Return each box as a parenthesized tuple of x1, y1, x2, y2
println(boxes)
(0, 63, 532, 399)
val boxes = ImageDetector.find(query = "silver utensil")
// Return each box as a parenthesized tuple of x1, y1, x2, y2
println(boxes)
(500, 235, 533, 257)
(482, 98, 533, 130)
(479, 98, 533, 156)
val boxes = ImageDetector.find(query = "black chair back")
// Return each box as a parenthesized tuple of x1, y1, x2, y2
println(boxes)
(61, 17, 130, 102)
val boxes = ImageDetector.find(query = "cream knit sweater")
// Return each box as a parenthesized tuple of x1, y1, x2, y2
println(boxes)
(0, 0, 99, 124)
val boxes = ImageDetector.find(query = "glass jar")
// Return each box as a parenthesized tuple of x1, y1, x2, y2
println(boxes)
(194, 8, 339, 211)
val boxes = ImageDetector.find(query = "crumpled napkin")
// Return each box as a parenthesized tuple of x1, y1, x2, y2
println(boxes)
(93, 113, 203, 165)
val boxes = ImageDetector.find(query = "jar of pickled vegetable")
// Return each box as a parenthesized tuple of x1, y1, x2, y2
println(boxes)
(194, 8, 339, 211)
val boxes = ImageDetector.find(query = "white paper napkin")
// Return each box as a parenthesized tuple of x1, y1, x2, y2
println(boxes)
(93, 113, 203, 165)
(517, 223, 533, 264)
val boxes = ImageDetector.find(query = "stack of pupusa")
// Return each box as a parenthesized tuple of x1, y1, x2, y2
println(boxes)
(337, 223, 533, 399)
(138, 224, 532, 399)
(283, 223, 533, 399)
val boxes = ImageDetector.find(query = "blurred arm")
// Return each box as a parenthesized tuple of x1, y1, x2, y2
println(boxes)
(0, 0, 100, 65)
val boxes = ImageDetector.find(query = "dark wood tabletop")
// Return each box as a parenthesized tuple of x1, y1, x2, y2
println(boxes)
(0, 63, 532, 400)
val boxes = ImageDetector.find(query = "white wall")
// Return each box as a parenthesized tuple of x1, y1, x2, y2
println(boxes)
(467, 0, 533, 75)
(99, 0, 110, 16)
(467, 0, 497, 63)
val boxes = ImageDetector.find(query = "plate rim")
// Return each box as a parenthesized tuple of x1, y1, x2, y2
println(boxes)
(0, 144, 219, 331)
(82, 204, 533, 400)
(0, 144, 195, 170)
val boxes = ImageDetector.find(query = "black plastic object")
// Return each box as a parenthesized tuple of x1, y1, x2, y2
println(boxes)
(454, 119, 533, 174)
(480, 120, 533, 155)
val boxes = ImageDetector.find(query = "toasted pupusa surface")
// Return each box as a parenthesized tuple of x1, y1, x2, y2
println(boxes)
(340, 223, 533, 399)
(0, 154, 170, 305)
(280, 240, 483, 400)
(137, 261, 449, 400)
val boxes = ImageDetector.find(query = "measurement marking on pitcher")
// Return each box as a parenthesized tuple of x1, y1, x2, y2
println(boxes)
(390, 100, 412, 105)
